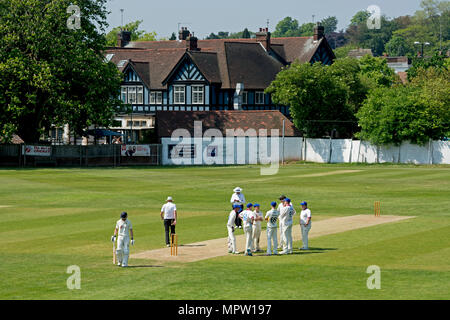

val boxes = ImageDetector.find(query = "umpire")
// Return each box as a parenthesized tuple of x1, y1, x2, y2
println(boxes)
(160, 196, 177, 247)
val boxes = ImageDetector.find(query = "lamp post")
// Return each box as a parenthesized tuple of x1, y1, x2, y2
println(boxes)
(414, 41, 430, 58)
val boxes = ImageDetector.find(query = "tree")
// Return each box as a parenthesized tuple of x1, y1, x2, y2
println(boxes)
(273, 17, 300, 37)
(266, 62, 355, 138)
(169, 32, 177, 40)
(206, 33, 220, 39)
(350, 10, 371, 26)
(356, 67, 449, 145)
(358, 55, 397, 88)
(298, 22, 315, 37)
(385, 35, 414, 56)
(105, 20, 157, 46)
(321, 16, 338, 34)
(0, 0, 123, 142)
(242, 28, 251, 39)
(407, 52, 448, 80)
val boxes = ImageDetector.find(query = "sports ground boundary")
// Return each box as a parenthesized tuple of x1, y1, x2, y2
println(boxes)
(131, 215, 415, 263)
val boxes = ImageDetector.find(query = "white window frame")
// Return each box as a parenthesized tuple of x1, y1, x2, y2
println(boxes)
(121, 86, 128, 103)
(255, 91, 265, 105)
(174, 85, 186, 104)
(150, 91, 163, 105)
(192, 85, 204, 105)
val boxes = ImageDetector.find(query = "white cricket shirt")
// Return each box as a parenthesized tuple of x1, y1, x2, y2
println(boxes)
(161, 202, 177, 219)
(116, 219, 132, 237)
(265, 209, 280, 228)
(300, 208, 312, 225)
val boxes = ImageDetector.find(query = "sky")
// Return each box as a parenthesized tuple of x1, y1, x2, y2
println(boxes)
(104, 0, 424, 39)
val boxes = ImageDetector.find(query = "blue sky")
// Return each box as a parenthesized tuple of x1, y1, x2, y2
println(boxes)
(105, 0, 423, 39)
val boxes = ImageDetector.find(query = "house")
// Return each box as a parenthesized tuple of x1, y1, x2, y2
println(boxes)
(382, 56, 411, 73)
(105, 24, 335, 143)
(348, 48, 373, 59)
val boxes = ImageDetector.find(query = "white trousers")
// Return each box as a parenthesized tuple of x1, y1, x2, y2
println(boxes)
(278, 220, 285, 247)
(267, 227, 278, 254)
(227, 226, 236, 253)
(282, 224, 293, 253)
(301, 223, 311, 249)
(116, 236, 130, 266)
(252, 224, 261, 251)
(244, 226, 253, 253)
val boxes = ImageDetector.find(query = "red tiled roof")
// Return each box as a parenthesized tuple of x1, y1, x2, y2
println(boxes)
(156, 110, 301, 137)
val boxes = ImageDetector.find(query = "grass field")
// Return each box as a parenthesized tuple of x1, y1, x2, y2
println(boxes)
(0, 163, 449, 300)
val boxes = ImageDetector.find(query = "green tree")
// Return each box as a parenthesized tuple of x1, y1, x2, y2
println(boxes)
(358, 55, 397, 88)
(273, 17, 300, 37)
(298, 22, 315, 36)
(321, 16, 338, 34)
(266, 62, 354, 137)
(105, 20, 157, 46)
(169, 32, 177, 40)
(385, 35, 414, 56)
(350, 10, 371, 26)
(242, 28, 251, 38)
(407, 52, 448, 79)
(0, 0, 123, 142)
(356, 67, 449, 145)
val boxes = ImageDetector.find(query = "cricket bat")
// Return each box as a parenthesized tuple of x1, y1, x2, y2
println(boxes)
(113, 241, 116, 265)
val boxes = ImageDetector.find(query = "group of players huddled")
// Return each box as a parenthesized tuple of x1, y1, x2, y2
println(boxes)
(228, 187, 312, 256)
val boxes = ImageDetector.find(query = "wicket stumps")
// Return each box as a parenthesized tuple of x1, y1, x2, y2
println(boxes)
(171, 234, 178, 256)
(374, 201, 381, 217)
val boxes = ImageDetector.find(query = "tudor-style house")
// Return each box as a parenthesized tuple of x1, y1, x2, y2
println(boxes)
(106, 24, 335, 143)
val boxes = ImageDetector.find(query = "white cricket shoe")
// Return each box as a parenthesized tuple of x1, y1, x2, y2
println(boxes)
(279, 250, 288, 255)
(233, 251, 240, 254)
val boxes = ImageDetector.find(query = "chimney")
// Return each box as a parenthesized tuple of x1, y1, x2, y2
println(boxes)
(178, 27, 190, 40)
(117, 30, 131, 47)
(256, 27, 271, 50)
(313, 22, 325, 41)
(186, 34, 199, 51)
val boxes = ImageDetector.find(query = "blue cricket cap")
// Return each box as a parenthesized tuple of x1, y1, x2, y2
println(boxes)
(254, 203, 260, 207)
(301, 201, 308, 206)
(247, 203, 253, 208)
(233, 204, 241, 209)
(284, 198, 291, 203)
(271, 201, 277, 207)
(120, 211, 128, 218)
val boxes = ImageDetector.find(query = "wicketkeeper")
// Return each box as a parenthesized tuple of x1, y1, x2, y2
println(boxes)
(111, 212, 134, 267)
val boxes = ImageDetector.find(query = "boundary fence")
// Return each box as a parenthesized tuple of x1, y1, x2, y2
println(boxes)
(0, 144, 161, 167)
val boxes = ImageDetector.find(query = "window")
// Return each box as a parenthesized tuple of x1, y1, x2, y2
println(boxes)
(137, 87, 143, 104)
(192, 85, 204, 104)
(174, 86, 185, 104)
(150, 91, 163, 104)
(140, 121, 147, 127)
(121, 86, 143, 104)
(121, 87, 127, 103)
(255, 91, 265, 105)
(105, 54, 114, 62)
(242, 91, 248, 104)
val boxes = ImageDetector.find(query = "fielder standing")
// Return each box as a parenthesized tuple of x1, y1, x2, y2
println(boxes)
(277, 195, 286, 249)
(230, 187, 246, 229)
(111, 212, 134, 267)
(227, 205, 241, 254)
(279, 198, 296, 254)
(252, 204, 263, 252)
(239, 203, 257, 256)
(265, 201, 280, 256)
(160, 196, 177, 247)
(299, 201, 312, 250)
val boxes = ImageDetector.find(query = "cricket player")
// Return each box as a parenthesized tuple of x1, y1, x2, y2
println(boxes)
(111, 212, 134, 267)
(230, 187, 246, 228)
(277, 195, 287, 249)
(299, 201, 312, 250)
(239, 203, 257, 256)
(265, 201, 280, 255)
(160, 196, 177, 247)
(227, 205, 241, 254)
(252, 204, 264, 252)
(279, 198, 296, 254)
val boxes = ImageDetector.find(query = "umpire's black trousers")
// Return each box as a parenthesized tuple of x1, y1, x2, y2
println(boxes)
(164, 219, 176, 245)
